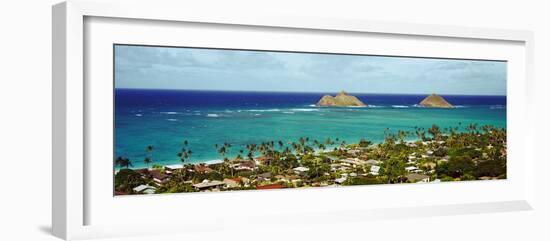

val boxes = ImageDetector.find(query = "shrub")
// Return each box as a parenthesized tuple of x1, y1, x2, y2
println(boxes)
(345, 177, 384, 185)
(433, 148, 447, 157)
(449, 147, 481, 159)
(114, 169, 146, 193)
(474, 159, 506, 178)
(447, 156, 475, 178)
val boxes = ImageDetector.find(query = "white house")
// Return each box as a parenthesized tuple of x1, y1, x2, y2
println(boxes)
(143, 189, 156, 194)
(133, 184, 157, 194)
(192, 180, 225, 190)
(340, 158, 363, 166)
(335, 176, 347, 184)
(223, 178, 241, 188)
(365, 159, 380, 165)
(370, 165, 381, 175)
(293, 166, 310, 175)
(406, 142, 417, 147)
(406, 173, 430, 183)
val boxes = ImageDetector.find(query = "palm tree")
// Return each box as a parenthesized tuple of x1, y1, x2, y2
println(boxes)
(115, 156, 133, 169)
(143, 157, 151, 169)
(145, 145, 154, 167)
(178, 149, 191, 165)
(177, 138, 191, 165)
(115, 156, 123, 168)
(299, 137, 306, 147)
(467, 123, 478, 134)
(223, 157, 234, 177)
(397, 130, 408, 143)
(318, 143, 326, 152)
(340, 140, 346, 150)
(218, 143, 234, 176)
(291, 142, 298, 153)
(277, 140, 284, 150)
(428, 124, 441, 140)
(245, 143, 257, 161)
(283, 147, 291, 156)
(218, 145, 227, 157)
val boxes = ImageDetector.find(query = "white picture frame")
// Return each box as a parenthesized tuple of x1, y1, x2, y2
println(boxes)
(52, 0, 535, 240)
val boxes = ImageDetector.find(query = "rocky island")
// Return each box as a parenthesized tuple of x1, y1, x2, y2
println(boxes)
(419, 93, 454, 108)
(316, 91, 367, 107)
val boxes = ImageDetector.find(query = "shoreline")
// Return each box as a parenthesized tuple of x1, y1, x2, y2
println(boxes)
(115, 137, 421, 171)
(114, 125, 506, 171)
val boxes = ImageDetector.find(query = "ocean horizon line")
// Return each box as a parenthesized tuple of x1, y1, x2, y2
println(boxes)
(114, 88, 507, 97)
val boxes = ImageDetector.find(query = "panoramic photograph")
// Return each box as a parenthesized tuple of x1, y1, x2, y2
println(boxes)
(113, 44, 507, 196)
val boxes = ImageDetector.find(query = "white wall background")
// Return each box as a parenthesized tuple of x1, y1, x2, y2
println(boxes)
(0, 0, 548, 240)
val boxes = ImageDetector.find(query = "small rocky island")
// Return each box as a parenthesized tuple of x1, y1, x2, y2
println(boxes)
(419, 93, 454, 108)
(316, 91, 367, 107)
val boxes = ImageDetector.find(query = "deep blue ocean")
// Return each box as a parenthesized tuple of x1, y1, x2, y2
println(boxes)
(115, 89, 506, 168)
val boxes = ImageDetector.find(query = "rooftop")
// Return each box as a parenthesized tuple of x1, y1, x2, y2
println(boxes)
(193, 180, 225, 189)
(133, 184, 156, 193)
(406, 173, 430, 182)
(293, 167, 310, 172)
(256, 184, 284, 190)
(194, 164, 213, 173)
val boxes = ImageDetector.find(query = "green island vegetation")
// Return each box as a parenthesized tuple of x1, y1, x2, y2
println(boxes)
(114, 123, 506, 195)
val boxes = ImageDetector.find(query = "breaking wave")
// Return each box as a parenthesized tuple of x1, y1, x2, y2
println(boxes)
(290, 108, 320, 112)
(247, 109, 281, 112)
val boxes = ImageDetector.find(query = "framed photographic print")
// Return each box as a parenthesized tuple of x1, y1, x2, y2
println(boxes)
(112, 44, 508, 195)
(53, 0, 535, 240)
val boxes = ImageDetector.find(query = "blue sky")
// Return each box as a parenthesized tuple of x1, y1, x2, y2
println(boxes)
(115, 45, 507, 95)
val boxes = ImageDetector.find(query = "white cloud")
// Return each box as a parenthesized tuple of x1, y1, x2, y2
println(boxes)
(114, 45, 506, 95)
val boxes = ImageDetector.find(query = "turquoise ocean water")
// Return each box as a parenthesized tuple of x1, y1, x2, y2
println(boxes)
(115, 89, 506, 169)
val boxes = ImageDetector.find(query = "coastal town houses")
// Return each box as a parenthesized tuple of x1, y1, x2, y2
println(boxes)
(370, 165, 381, 175)
(133, 184, 156, 194)
(194, 164, 214, 173)
(192, 180, 225, 191)
(257, 172, 272, 181)
(135, 168, 170, 185)
(150, 169, 170, 184)
(293, 166, 310, 175)
(115, 124, 507, 196)
(231, 160, 256, 171)
(405, 173, 430, 183)
(257, 184, 284, 190)
(223, 178, 241, 188)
